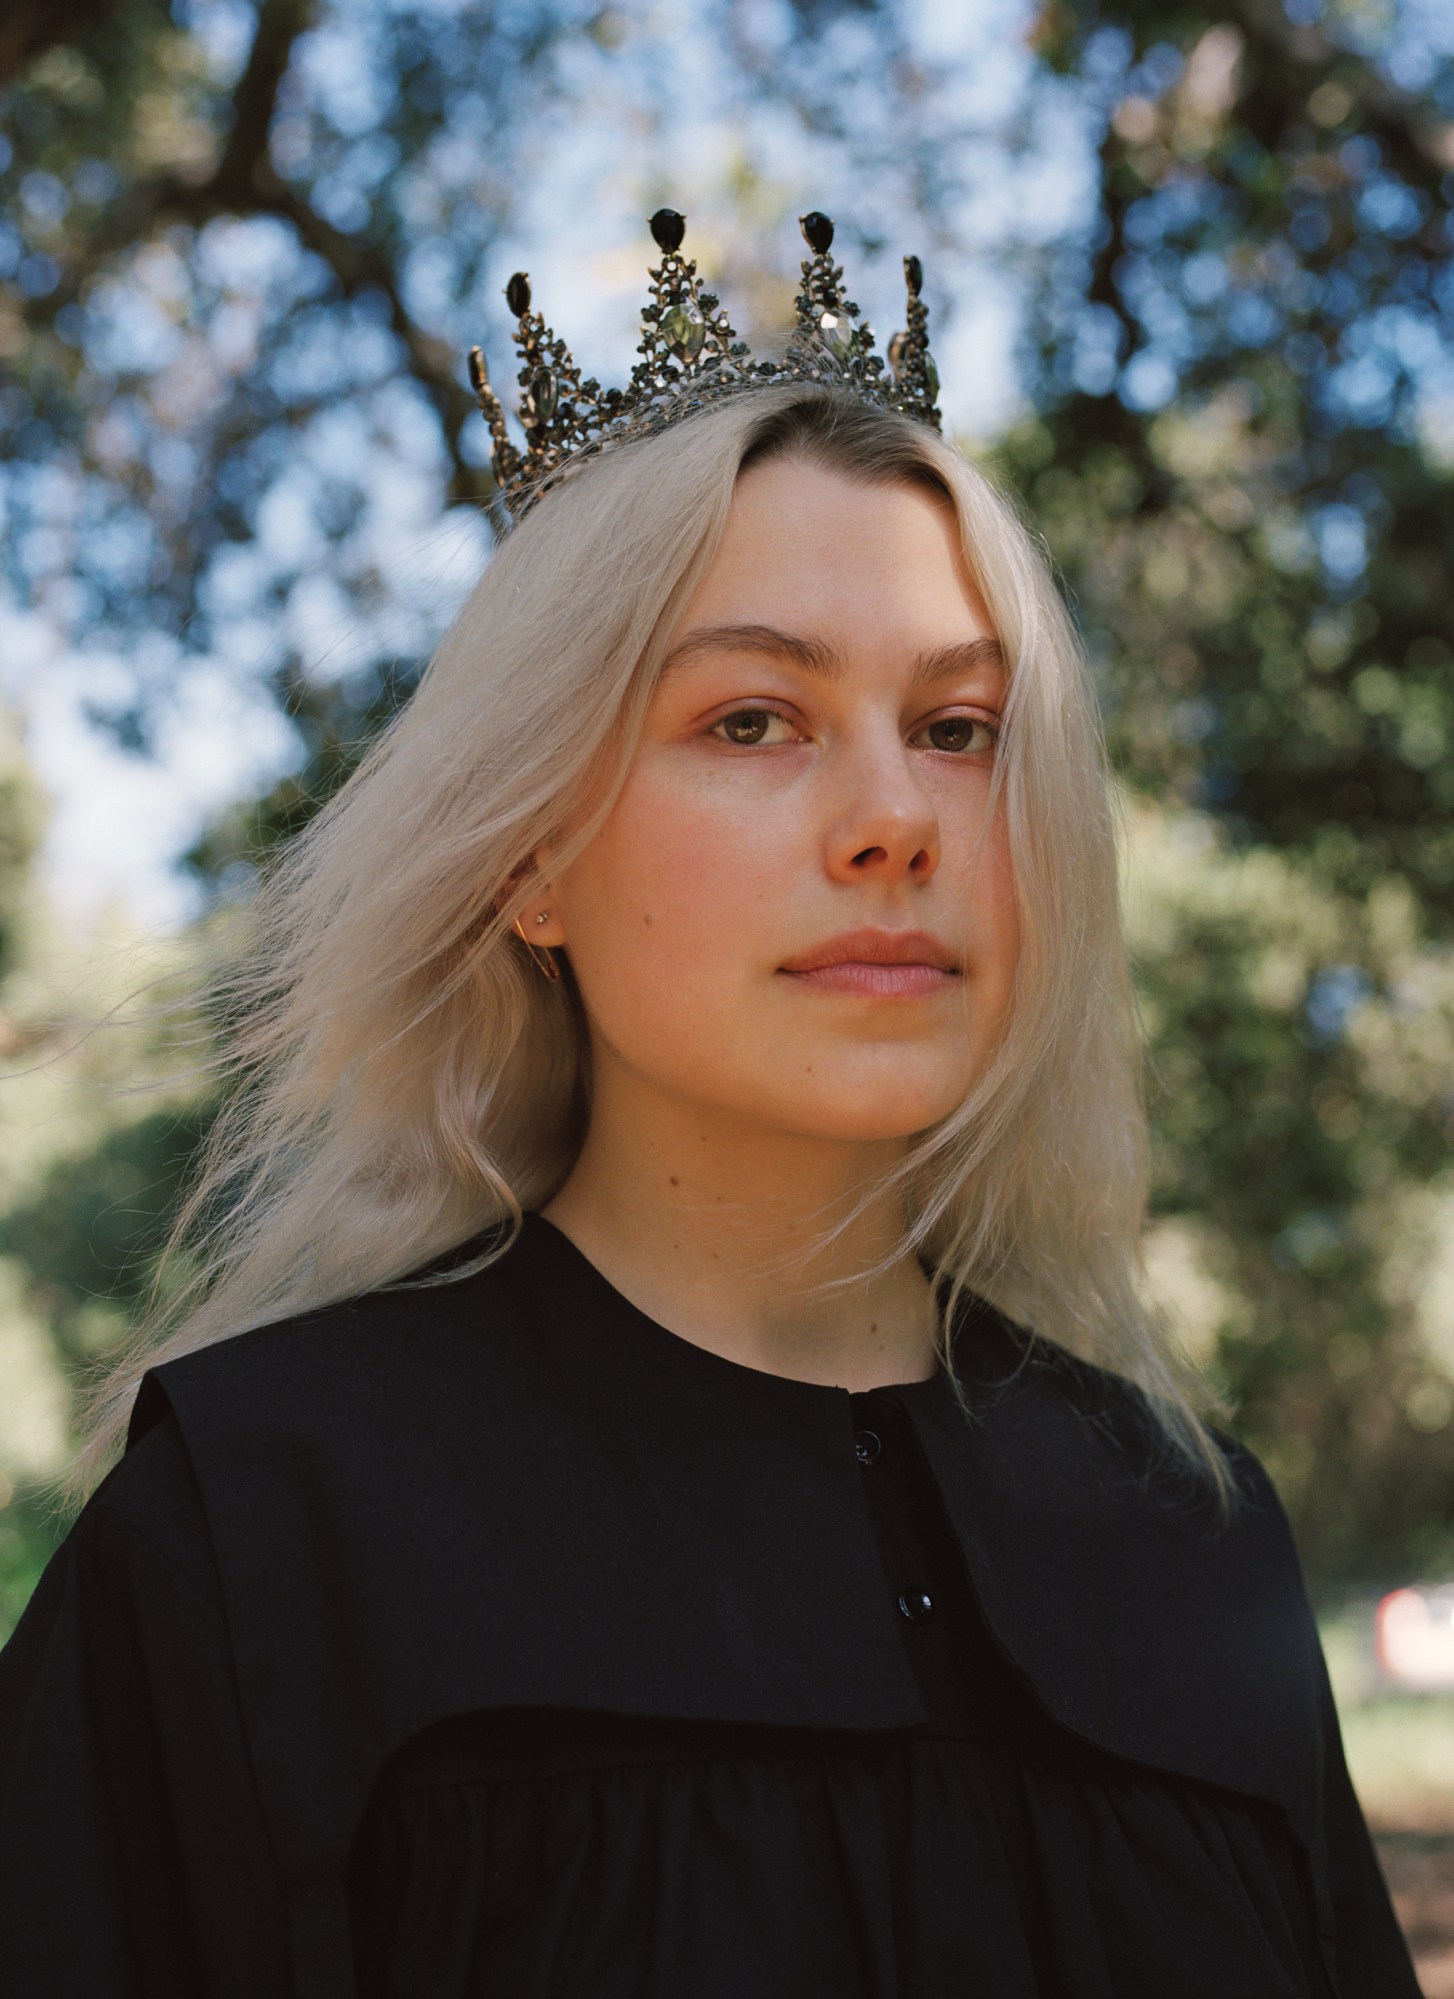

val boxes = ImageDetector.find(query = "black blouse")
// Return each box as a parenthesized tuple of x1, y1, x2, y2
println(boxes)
(343, 1364, 1332, 1998)
(0, 1211, 1423, 1997)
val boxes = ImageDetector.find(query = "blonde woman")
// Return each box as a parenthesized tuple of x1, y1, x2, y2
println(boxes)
(0, 215, 1420, 1998)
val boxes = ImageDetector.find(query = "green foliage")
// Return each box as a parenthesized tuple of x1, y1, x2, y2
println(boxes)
(0, 0, 1451, 1609)
(1121, 806, 1454, 1579)
(0, 1102, 215, 1371)
(0, 0, 961, 719)
(981, 0, 1454, 1584)
(0, 737, 44, 987)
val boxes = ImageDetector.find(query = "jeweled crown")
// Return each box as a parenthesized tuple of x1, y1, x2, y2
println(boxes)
(468, 209, 942, 524)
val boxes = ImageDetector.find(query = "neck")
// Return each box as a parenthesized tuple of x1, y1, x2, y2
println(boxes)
(540, 1072, 939, 1393)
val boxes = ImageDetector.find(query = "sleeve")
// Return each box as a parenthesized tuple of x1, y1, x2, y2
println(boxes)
(1310, 1624, 1426, 1997)
(0, 1423, 294, 1997)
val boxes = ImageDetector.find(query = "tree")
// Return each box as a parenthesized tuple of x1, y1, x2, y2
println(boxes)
(991, 0, 1454, 1575)
(2, 0, 1452, 1593)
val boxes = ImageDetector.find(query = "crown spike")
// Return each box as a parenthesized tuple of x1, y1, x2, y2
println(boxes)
(629, 208, 743, 398)
(468, 208, 944, 522)
(467, 345, 522, 496)
(788, 209, 861, 373)
(886, 251, 941, 426)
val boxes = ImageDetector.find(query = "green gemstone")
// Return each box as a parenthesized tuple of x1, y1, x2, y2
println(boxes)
(662, 300, 706, 361)
(529, 367, 558, 423)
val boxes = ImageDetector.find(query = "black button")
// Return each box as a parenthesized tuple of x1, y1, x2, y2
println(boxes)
(898, 1591, 934, 1623)
(854, 1428, 882, 1466)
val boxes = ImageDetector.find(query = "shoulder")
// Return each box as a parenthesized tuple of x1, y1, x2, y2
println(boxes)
(127, 1232, 534, 1464)
(49, 1406, 225, 1613)
(967, 1301, 1288, 1540)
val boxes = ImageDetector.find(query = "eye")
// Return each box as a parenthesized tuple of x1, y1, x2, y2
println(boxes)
(706, 707, 799, 747)
(913, 713, 1001, 755)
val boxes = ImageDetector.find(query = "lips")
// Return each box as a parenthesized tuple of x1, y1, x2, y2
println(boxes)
(778, 927, 961, 974)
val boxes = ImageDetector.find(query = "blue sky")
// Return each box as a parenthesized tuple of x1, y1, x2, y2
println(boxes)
(5, 0, 1449, 938)
(2, 0, 1078, 935)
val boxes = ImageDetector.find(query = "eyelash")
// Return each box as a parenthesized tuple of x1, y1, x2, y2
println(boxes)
(703, 705, 1002, 755)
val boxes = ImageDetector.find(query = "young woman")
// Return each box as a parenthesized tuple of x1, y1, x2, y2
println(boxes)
(0, 242, 1422, 1996)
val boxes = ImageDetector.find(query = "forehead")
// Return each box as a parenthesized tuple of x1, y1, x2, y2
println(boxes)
(669, 456, 998, 651)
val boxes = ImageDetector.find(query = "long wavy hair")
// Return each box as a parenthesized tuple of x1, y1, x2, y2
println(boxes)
(58, 380, 1241, 1519)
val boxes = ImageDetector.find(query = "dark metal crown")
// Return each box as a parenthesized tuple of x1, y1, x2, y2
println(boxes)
(467, 209, 942, 524)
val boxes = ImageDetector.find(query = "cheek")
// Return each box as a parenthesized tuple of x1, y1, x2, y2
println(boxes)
(560, 771, 784, 1021)
(971, 818, 1021, 1017)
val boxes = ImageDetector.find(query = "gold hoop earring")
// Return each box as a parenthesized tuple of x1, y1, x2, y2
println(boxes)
(513, 914, 562, 981)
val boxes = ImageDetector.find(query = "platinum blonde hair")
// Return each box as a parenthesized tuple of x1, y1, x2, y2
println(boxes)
(59, 381, 1241, 1519)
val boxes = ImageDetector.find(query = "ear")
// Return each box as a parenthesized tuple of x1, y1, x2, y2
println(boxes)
(492, 845, 556, 923)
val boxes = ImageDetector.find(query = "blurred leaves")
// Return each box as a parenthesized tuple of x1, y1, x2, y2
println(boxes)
(1, 0, 1452, 1604)
(1121, 803, 1454, 1578)
(0, 0, 986, 703)
(986, 0, 1454, 1578)
(1005, 3, 1454, 923)
(0, 1103, 215, 1373)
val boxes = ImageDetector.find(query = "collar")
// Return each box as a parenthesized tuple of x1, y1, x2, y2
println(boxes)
(129, 1210, 1335, 1972)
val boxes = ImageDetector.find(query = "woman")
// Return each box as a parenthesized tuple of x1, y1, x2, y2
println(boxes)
(0, 213, 1421, 1997)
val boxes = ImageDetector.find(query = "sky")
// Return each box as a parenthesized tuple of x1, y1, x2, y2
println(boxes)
(2, 0, 1068, 941)
(8, 0, 1448, 942)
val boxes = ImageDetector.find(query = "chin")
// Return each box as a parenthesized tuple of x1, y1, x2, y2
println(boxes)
(765, 1085, 969, 1144)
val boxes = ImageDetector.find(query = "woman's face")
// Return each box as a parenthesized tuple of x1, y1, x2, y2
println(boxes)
(541, 454, 1019, 1146)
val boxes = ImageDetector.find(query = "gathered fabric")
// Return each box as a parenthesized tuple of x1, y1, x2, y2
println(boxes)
(347, 1702, 1328, 1999)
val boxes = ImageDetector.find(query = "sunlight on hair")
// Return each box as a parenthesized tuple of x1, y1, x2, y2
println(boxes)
(51, 381, 1241, 1524)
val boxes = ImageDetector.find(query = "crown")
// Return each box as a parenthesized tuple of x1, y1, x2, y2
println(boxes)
(467, 209, 942, 524)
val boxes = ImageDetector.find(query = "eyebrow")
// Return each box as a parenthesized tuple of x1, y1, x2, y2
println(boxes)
(659, 622, 1008, 691)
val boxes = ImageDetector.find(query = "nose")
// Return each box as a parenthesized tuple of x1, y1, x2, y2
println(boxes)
(821, 723, 941, 883)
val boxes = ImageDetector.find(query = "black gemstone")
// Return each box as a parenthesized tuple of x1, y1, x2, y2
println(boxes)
(506, 271, 532, 317)
(905, 254, 923, 297)
(800, 210, 835, 254)
(650, 207, 686, 252)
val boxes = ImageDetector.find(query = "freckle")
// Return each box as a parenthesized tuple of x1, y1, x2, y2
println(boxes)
(644, 913, 652, 927)
(669, 1175, 679, 1187)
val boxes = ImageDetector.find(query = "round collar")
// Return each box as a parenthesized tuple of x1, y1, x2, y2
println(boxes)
(516, 1208, 976, 1409)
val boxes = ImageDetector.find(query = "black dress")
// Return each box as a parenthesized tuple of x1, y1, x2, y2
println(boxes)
(0, 1212, 1423, 1998)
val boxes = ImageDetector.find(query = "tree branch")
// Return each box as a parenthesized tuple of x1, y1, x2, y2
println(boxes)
(241, 165, 483, 504)
(210, 0, 316, 206)
(26, 0, 484, 506)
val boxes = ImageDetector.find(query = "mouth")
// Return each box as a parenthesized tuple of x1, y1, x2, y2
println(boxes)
(776, 926, 962, 993)
(776, 962, 960, 997)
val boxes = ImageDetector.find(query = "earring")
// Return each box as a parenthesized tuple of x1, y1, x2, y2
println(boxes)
(513, 912, 562, 981)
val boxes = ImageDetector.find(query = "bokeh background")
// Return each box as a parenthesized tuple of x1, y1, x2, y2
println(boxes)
(1, 0, 1452, 1977)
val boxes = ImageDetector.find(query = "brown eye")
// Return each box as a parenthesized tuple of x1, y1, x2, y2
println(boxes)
(708, 708, 794, 746)
(918, 715, 999, 754)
